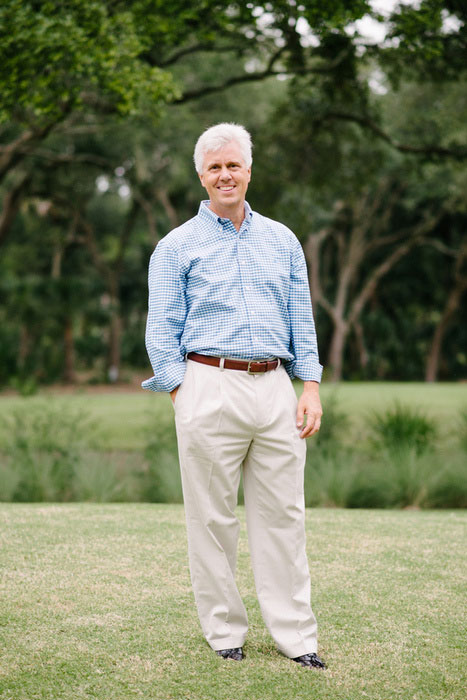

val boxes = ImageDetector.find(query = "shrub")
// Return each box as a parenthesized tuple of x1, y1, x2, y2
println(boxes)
(345, 468, 395, 508)
(305, 448, 357, 507)
(72, 452, 139, 502)
(425, 451, 467, 508)
(315, 392, 350, 453)
(457, 406, 467, 452)
(368, 402, 436, 456)
(0, 400, 91, 501)
(141, 413, 183, 503)
(352, 448, 431, 508)
(0, 456, 21, 501)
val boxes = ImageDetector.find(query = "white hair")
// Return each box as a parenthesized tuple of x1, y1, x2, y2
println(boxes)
(193, 123, 253, 174)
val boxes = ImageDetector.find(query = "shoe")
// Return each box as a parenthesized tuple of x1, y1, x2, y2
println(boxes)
(216, 647, 244, 661)
(292, 652, 326, 669)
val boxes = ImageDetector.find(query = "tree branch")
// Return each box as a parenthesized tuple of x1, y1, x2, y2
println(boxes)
(0, 171, 32, 247)
(303, 228, 335, 320)
(15, 148, 112, 169)
(0, 124, 55, 183)
(325, 111, 467, 160)
(0, 103, 72, 184)
(172, 46, 346, 105)
(348, 212, 442, 326)
(154, 42, 247, 67)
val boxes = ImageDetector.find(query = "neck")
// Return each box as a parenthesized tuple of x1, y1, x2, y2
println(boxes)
(209, 201, 245, 231)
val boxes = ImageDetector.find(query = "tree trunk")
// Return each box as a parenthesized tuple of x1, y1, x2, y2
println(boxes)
(354, 320, 369, 371)
(18, 325, 30, 370)
(63, 318, 76, 383)
(0, 172, 32, 247)
(327, 320, 349, 382)
(108, 300, 121, 382)
(425, 281, 467, 382)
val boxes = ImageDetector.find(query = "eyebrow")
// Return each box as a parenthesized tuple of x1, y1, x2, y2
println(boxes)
(207, 160, 242, 168)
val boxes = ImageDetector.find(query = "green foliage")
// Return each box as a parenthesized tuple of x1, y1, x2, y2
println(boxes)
(1, 0, 466, 385)
(382, 0, 467, 84)
(425, 450, 467, 508)
(72, 452, 139, 502)
(458, 405, 467, 451)
(313, 392, 351, 452)
(8, 376, 39, 397)
(368, 402, 436, 456)
(305, 448, 357, 507)
(0, 400, 91, 501)
(0, 394, 465, 507)
(0, 0, 177, 125)
(141, 411, 183, 502)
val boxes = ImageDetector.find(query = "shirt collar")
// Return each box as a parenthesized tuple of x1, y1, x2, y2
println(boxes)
(198, 200, 253, 227)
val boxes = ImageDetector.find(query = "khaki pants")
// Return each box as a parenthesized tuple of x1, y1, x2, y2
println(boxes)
(174, 359, 318, 658)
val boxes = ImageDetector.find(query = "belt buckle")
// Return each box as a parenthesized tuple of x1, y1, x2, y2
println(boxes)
(247, 360, 265, 374)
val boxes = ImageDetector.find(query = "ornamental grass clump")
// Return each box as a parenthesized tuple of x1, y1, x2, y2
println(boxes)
(141, 411, 183, 503)
(364, 403, 438, 508)
(305, 394, 356, 507)
(0, 400, 91, 502)
(457, 406, 467, 452)
(368, 401, 436, 456)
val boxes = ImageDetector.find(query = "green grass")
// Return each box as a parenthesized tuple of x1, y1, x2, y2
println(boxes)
(0, 382, 465, 451)
(0, 505, 465, 700)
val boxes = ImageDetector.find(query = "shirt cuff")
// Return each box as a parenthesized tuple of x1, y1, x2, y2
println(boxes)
(286, 358, 323, 383)
(141, 362, 186, 393)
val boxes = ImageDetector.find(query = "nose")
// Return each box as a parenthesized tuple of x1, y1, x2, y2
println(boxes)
(219, 165, 232, 180)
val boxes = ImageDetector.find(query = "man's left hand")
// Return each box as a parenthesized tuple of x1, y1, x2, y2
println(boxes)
(296, 381, 322, 439)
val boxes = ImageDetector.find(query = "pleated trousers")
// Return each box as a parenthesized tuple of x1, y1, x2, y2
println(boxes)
(173, 358, 318, 658)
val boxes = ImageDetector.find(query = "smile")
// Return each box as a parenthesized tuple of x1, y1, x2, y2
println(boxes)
(218, 186, 235, 191)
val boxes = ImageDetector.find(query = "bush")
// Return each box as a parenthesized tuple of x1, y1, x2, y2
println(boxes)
(72, 452, 140, 503)
(0, 400, 91, 501)
(0, 395, 464, 508)
(314, 392, 351, 453)
(141, 413, 183, 503)
(345, 468, 395, 508)
(305, 448, 357, 507)
(368, 402, 436, 456)
(425, 451, 467, 508)
(0, 456, 21, 501)
(457, 406, 467, 452)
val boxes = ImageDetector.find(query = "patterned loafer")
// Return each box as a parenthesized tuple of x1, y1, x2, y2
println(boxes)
(216, 647, 244, 661)
(292, 652, 326, 669)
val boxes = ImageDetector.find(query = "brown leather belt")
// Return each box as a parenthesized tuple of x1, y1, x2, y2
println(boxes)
(187, 352, 280, 374)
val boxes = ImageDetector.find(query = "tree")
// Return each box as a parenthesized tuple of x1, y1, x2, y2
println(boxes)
(1, 0, 466, 385)
(425, 236, 467, 382)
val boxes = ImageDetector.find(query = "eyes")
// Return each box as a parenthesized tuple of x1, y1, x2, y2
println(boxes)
(208, 162, 241, 172)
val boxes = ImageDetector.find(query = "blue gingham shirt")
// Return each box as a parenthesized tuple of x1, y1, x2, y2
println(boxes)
(142, 201, 322, 392)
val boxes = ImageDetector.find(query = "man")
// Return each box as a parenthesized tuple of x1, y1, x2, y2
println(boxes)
(142, 123, 325, 670)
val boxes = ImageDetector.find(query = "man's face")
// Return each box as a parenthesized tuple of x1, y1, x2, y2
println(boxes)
(199, 141, 251, 215)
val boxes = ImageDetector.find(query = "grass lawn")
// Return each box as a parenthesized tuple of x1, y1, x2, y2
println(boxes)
(0, 505, 465, 700)
(0, 382, 465, 450)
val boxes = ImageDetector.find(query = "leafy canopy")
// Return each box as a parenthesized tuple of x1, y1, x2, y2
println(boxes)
(0, 0, 177, 125)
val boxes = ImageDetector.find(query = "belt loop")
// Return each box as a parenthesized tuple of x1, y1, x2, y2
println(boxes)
(219, 357, 225, 372)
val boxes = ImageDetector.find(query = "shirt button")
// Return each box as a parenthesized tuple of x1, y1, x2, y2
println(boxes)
(245, 286, 251, 290)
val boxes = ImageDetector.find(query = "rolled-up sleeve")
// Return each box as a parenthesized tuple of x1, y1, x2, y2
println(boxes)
(287, 239, 323, 382)
(141, 239, 187, 392)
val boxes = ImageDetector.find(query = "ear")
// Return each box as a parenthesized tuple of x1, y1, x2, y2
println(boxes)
(247, 167, 251, 183)
(198, 171, 205, 187)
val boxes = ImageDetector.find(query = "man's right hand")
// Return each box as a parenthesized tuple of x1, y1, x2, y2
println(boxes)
(170, 386, 180, 404)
